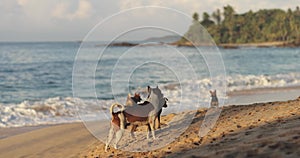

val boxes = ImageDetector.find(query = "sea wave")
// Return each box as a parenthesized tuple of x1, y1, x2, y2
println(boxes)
(162, 72, 300, 91)
(226, 72, 300, 91)
(161, 72, 300, 95)
(0, 97, 113, 128)
(1, 72, 299, 128)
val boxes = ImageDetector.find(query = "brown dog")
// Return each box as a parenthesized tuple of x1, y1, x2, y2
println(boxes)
(126, 93, 168, 129)
(105, 103, 126, 152)
(105, 102, 155, 152)
(105, 86, 167, 152)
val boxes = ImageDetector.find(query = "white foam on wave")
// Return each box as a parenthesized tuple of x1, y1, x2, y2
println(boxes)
(161, 72, 300, 93)
(227, 72, 300, 91)
(0, 97, 114, 128)
(159, 72, 300, 113)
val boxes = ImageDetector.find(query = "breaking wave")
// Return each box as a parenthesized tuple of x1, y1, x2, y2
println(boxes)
(1, 72, 299, 128)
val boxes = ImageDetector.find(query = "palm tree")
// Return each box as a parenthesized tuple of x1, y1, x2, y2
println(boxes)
(223, 5, 235, 43)
(212, 9, 221, 25)
(193, 12, 199, 21)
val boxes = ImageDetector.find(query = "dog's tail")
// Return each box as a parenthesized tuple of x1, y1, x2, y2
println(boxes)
(110, 103, 126, 130)
(110, 103, 125, 115)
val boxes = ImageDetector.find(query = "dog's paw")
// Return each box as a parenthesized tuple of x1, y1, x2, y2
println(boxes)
(114, 144, 118, 150)
(130, 134, 136, 139)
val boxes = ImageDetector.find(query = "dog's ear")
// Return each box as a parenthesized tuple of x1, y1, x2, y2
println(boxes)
(209, 90, 213, 94)
(127, 93, 131, 98)
(147, 86, 151, 93)
(214, 90, 217, 94)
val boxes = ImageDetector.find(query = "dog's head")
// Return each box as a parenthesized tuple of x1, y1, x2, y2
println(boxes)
(163, 97, 168, 108)
(126, 93, 142, 106)
(132, 93, 142, 103)
(126, 93, 135, 106)
(210, 90, 217, 97)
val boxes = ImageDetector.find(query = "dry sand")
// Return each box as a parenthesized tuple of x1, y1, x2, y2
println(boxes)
(82, 97, 300, 158)
(0, 97, 300, 158)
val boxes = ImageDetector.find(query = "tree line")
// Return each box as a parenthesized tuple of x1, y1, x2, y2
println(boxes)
(179, 5, 300, 45)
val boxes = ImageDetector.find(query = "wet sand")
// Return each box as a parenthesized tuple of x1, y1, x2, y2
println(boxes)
(226, 86, 300, 105)
(0, 123, 97, 158)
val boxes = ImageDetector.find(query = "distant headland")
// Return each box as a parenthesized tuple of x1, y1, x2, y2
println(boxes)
(174, 5, 300, 48)
(108, 5, 300, 49)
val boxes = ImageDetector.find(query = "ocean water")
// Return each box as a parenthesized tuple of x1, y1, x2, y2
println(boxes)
(0, 42, 299, 127)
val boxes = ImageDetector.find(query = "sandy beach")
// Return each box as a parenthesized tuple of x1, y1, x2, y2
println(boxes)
(81, 96, 300, 158)
(0, 123, 97, 158)
(1, 2, 300, 158)
(1, 95, 299, 158)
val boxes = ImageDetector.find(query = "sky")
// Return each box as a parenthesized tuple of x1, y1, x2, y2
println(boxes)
(0, 0, 299, 42)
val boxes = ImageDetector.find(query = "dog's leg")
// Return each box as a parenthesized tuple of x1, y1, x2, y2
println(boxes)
(157, 109, 162, 129)
(114, 129, 123, 149)
(105, 125, 115, 152)
(149, 116, 156, 139)
(154, 109, 162, 129)
(157, 115, 161, 129)
(147, 123, 151, 140)
(113, 113, 125, 149)
(130, 124, 137, 138)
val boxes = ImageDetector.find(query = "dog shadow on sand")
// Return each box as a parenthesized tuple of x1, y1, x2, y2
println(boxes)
(112, 108, 220, 152)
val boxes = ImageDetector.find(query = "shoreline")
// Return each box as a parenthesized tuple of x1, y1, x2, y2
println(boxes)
(1, 85, 300, 136)
(0, 124, 52, 139)
(226, 86, 300, 105)
(218, 41, 300, 49)
(105, 41, 300, 49)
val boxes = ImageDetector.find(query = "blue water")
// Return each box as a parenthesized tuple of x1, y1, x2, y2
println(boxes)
(0, 42, 78, 104)
(0, 42, 299, 104)
(222, 47, 300, 75)
(0, 42, 300, 127)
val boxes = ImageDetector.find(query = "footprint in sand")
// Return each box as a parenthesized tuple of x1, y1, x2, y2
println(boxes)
(268, 142, 281, 149)
(292, 136, 299, 140)
(244, 131, 253, 136)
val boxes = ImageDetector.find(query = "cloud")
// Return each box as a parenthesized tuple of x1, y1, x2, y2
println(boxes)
(0, 0, 300, 41)
(2, 0, 57, 22)
(52, 0, 93, 20)
(118, 0, 143, 10)
(17, 0, 29, 6)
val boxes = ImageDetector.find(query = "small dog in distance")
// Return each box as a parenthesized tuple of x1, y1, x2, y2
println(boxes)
(210, 90, 219, 107)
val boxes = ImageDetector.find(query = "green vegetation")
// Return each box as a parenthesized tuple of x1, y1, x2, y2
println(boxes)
(177, 5, 300, 45)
